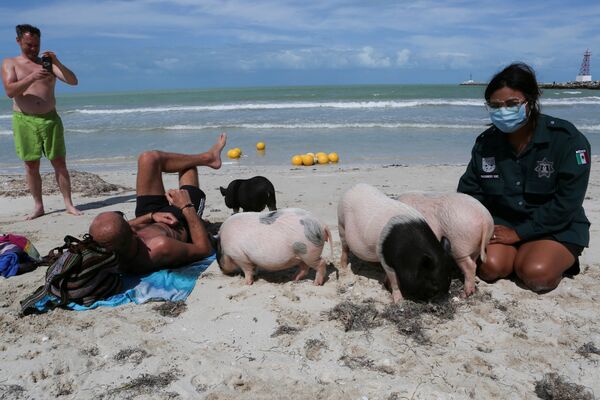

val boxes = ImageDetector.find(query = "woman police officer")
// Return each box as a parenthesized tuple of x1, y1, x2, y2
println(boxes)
(458, 62, 591, 292)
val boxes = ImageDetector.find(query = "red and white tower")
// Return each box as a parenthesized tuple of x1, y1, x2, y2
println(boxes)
(576, 49, 592, 82)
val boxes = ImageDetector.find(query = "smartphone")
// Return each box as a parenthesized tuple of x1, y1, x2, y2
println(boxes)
(41, 55, 52, 72)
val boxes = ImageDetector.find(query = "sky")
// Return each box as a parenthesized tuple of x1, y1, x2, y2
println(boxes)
(1, 0, 598, 93)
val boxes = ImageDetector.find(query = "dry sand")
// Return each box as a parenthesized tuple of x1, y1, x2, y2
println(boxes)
(1, 160, 599, 399)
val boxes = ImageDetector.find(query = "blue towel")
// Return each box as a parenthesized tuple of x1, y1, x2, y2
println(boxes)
(33, 254, 215, 312)
(0, 252, 20, 278)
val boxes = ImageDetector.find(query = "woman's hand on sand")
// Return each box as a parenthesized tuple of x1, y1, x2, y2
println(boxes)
(490, 225, 521, 245)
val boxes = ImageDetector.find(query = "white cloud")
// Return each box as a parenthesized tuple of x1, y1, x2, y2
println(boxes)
(154, 57, 181, 70)
(396, 49, 411, 66)
(111, 62, 134, 71)
(96, 32, 152, 40)
(356, 47, 391, 68)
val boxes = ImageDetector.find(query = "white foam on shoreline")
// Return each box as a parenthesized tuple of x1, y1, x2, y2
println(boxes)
(163, 122, 485, 130)
(64, 96, 600, 115)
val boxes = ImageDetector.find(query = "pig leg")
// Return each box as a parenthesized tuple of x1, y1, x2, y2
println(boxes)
(457, 256, 477, 297)
(338, 220, 350, 269)
(233, 207, 240, 214)
(293, 262, 310, 282)
(383, 268, 403, 303)
(312, 258, 327, 286)
(340, 244, 350, 269)
(236, 259, 257, 285)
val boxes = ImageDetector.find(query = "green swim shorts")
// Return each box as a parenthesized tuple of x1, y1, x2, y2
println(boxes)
(12, 110, 66, 161)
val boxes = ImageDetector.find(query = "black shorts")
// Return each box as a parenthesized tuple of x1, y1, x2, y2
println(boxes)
(515, 236, 583, 276)
(135, 185, 206, 239)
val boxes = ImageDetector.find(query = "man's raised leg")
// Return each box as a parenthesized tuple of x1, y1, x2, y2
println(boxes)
(24, 160, 44, 220)
(136, 133, 226, 196)
(50, 156, 82, 216)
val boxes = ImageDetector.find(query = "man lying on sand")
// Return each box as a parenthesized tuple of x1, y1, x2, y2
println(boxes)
(89, 133, 226, 273)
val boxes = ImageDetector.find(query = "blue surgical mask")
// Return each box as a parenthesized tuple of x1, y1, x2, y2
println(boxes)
(489, 103, 528, 133)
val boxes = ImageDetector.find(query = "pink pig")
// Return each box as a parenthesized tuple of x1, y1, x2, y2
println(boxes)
(338, 183, 453, 303)
(217, 208, 332, 285)
(397, 191, 494, 297)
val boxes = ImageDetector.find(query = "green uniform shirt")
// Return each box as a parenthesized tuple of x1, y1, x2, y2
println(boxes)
(457, 114, 591, 247)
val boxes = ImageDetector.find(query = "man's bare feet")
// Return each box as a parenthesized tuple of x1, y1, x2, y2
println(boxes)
(25, 206, 45, 220)
(206, 132, 227, 169)
(66, 205, 83, 216)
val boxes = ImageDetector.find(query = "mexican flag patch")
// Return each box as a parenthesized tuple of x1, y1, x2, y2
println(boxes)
(575, 149, 589, 165)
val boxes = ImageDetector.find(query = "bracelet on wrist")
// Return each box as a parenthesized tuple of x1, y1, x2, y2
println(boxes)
(181, 203, 194, 211)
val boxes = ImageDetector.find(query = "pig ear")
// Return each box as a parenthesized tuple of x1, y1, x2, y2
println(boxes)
(219, 187, 227, 196)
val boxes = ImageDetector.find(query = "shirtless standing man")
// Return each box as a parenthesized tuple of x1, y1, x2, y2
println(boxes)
(89, 133, 227, 273)
(2, 24, 80, 219)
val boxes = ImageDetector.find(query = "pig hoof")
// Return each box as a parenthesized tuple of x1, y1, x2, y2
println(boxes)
(462, 282, 476, 297)
(392, 291, 402, 303)
(313, 278, 324, 286)
(293, 272, 308, 281)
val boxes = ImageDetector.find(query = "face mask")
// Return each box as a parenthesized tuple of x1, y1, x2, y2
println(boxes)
(489, 103, 528, 133)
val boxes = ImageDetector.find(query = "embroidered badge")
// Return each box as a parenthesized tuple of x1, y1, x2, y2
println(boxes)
(534, 158, 555, 178)
(482, 157, 496, 173)
(576, 149, 589, 165)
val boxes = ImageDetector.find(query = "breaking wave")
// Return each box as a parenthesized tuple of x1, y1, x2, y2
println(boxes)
(163, 122, 484, 130)
(66, 96, 600, 115)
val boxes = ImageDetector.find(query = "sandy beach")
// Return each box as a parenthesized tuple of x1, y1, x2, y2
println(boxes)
(1, 159, 599, 399)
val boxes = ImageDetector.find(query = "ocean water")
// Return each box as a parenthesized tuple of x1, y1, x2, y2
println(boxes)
(1, 84, 599, 173)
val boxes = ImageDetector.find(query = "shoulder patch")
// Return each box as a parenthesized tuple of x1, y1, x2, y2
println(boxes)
(575, 149, 589, 165)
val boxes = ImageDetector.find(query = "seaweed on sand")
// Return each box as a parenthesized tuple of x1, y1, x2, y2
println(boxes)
(534, 372, 594, 400)
(380, 297, 459, 345)
(576, 342, 600, 358)
(153, 301, 187, 317)
(102, 372, 178, 399)
(113, 347, 150, 365)
(271, 325, 300, 337)
(327, 300, 380, 332)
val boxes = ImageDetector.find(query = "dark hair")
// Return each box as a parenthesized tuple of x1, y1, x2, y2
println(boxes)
(485, 62, 541, 124)
(16, 24, 41, 38)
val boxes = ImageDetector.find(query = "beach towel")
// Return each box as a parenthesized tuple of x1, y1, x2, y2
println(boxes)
(28, 254, 215, 312)
(0, 248, 20, 278)
(0, 234, 41, 277)
(0, 234, 41, 260)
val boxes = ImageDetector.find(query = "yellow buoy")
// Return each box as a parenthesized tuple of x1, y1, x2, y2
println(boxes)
(306, 152, 315, 160)
(227, 148, 241, 159)
(291, 155, 303, 166)
(328, 152, 339, 163)
(233, 147, 242, 155)
(256, 142, 266, 150)
(317, 153, 329, 164)
(302, 154, 315, 166)
(316, 152, 327, 159)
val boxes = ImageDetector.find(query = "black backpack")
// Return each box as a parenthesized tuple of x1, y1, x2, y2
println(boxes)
(20, 235, 121, 315)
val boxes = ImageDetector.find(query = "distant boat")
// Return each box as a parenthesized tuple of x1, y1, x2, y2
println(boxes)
(460, 73, 486, 86)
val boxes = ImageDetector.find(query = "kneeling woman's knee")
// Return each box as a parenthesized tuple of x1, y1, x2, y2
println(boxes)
(515, 262, 561, 292)
(478, 255, 513, 281)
